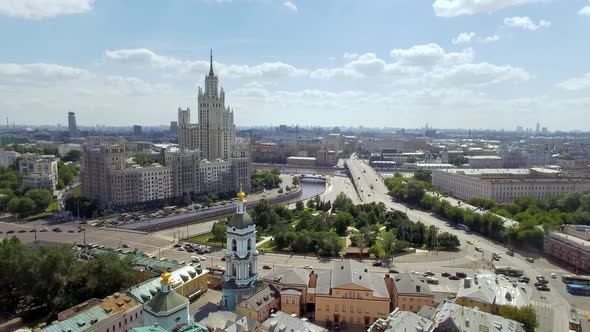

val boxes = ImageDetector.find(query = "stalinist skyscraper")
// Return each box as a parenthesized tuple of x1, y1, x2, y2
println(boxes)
(178, 50, 236, 161)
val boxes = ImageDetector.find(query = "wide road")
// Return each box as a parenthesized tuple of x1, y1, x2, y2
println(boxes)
(346, 155, 576, 332)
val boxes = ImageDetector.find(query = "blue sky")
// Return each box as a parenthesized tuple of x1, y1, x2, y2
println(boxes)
(1, 0, 590, 130)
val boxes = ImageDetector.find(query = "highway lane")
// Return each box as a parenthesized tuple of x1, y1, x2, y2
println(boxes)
(345, 156, 576, 332)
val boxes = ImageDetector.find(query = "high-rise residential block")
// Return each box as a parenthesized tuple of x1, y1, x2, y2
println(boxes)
(68, 111, 79, 138)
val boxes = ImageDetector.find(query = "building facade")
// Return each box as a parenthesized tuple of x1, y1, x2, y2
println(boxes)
(432, 168, 590, 203)
(18, 153, 59, 191)
(391, 273, 435, 313)
(68, 111, 79, 138)
(0, 150, 20, 168)
(143, 269, 190, 331)
(222, 188, 260, 311)
(178, 51, 235, 162)
(545, 229, 590, 274)
(467, 156, 503, 168)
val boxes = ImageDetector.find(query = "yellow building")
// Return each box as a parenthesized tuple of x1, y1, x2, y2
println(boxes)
(235, 285, 280, 322)
(391, 273, 435, 313)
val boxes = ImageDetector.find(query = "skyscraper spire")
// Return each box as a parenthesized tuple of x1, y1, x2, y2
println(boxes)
(209, 49, 214, 76)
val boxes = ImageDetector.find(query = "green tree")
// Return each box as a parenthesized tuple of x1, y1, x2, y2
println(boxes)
(499, 305, 538, 332)
(61, 150, 82, 162)
(413, 170, 432, 184)
(380, 230, 397, 261)
(132, 154, 154, 166)
(306, 199, 315, 209)
(25, 189, 53, 211)
(295, 200, 304, 212)
(7, 197, 36, 216)
(292, 176, 300, 187)
(334, 212, 353, 236)
(211, 221, 227, 242)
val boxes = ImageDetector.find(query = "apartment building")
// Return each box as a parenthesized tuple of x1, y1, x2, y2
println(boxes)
(18, 153, 59, 191)
(467, 155, 503, 168)
(545, 227, 590, 274)
(316, 148, 338, 166)
(432, 168, 590, 203)
(0, 150, 20, 168)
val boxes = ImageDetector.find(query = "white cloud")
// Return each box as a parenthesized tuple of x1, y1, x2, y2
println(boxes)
(481, 34, 501, 43)
(343, 52, 359, 60)
(432, 0, 544, 17)
(452, 32, 476, 45)
(0, 63, 91, 85)
(427, 62, 530, 87)
(504, 16, 551, 31)
(390, 43, 473, 67)
(105, 48, 307, 79)
(557, 73, 590, 91)
(0, 0, 94, 19)
(283, 1, 297, 12)
(579, 2, 590, 17)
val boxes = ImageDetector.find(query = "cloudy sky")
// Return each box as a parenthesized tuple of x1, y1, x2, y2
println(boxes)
(1, 0, 590, 130)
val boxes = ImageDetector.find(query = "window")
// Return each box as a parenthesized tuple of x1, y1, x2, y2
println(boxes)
(335, 304, 338, 312)
(326, 305, 330, 311)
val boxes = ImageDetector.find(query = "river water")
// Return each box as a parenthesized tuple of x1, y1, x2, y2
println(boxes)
(299, 181, 326, 200)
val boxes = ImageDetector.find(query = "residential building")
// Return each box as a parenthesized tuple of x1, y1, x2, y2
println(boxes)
(199, 311, 259, 332)
(169, 121, 178, 135)
(545, 228, 590, 274)
(368, 308, 434, 332)
(58, 143, 82, 157)
(42, 293, 142, 332)
(391, 273, 435, 313)
(261, 311, 327, 332)
(0, 150, 20, 168)
(18, 153, 59, 191)
(467, 155, 503, 168)
(325, 134, 344, 152)
(287, 156, 317, 167)
(455, 274, 532, 314)
(235, 284, 280, 322)
(316, 148, 338, 166)
(432, 168, 590, 203)
(222, 188, 260, 311)
(432, 302, 524, 332)
(68, 111, 79, 138)
(178, 51, 235, 161)
(133, 125, 142, 136)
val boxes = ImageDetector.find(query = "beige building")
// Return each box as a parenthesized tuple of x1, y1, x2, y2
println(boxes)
(545, 227, 590, 274)
(391, 273, 435, 313)
(236, 284, 281, 322)
(432, 168, 590, 203)
(18, 153, 59, 191)
(287, 156, 317, 167)
(455, 274, 532, 314)
(0, 150, 20, 168)
(263, 260, 395, 329)
(467, 155, 503, 168)
(316, 148, 338, 166)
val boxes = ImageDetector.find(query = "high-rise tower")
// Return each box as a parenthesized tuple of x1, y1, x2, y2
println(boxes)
(68, 111, 79, 138)
(222, 186, 259, 310)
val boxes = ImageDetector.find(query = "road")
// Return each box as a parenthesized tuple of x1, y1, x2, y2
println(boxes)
(346, 155, 577, 332)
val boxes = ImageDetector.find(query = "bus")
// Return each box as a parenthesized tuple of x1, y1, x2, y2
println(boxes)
(494, 266, 524, 277)
(567, 284, 590, 296)
(562, 274, 590, 286)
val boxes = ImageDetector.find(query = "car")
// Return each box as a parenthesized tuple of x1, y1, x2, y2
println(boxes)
(466, 240, 475, 245)
(424, 271, 435, 277)
(221, 257, 226, 261)
(52, 228, 62, 232)
(551, 273, 557, 279)
(67, 229, 75, 233)
(388, 269, 400, 274)
(538, 279, 549, 284)
(303, 265, 313, 269)
(449, 275, 460, 280)
(177, 247, 186, 251)
(372, 261, 383, 267)
(263, 265, 272, 270)
(441, 272, 451, 277)
(173, 243, 181, 248)
(18, 229, 27, 233)
(39, 227, 49, 232)
(518, 277, 530, 283)
(186, 247, 194, 253)
(6, 230, 14, 234)
(536, 285, 550, 291)
(456, 272, 467, 278)
(536, 275, 545, 281)
(506, 250, 514, 256)
(526, 257, 534, 263)
(122, 244, 130, 248)
(534, 282, 545, 287)
(475, 246, 482, 252)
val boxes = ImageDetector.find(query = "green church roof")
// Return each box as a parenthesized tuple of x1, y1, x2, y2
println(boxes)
(144, 290, 188, 316)
(227, 212, 253, 229)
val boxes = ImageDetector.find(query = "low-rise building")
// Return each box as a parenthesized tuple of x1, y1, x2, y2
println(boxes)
(0, 150, 20, 168)
(199, 311, 259, 332)
(391, 273, 435, 313)
(316, 148, 338, 166)
(455, 274, 532, 314)
(287, 156, 317, 167)
(18, 153, 59, 191)
(545, 229, 590, 274)
(368, 308, 434, 332)
(432, 168, 590, 203)
(42, 293, 142, 332)
(432, 302, 524, 332)
(235, 284, 281, 322)
(467, 155, 503, 169)
(261, 311, 327, 332)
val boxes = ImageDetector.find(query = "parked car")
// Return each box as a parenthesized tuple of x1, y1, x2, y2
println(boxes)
(424, 271, 435, 276)
(53, 228, 62, 232)
(6, 230, 14, 234)
(67, 229, 75, 233)
(122, 244, 130, 248)
(551, 273, 557, 279)
(388, 269, 400, 274)
(303, 265, 313, 269)
(221, 257, 226, 261)
(526, 257, 534, 263)
(177, 247, 186, 251)
(449, 275, 460, 280)
(441, 272, 451, 277)
(536, 285, 550, 291)
(173, 243, 181, 248)
(372, 261, 383, 267)
(475, 247, 482, 252)
(506, 250, 514, 256)
(18, 229, 27, 233)
(263, 265, 272, 270)
(456, 272, 467, 278)
(39, 227, 49, 232)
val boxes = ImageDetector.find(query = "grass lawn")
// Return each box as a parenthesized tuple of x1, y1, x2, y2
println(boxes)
(258, 240, 276, 253)
(187, 232, 225, 248)
(46, 200, 58, 212)
(72, 185, 81, 198)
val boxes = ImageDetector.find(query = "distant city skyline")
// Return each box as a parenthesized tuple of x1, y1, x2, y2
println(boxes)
(1, 0, 590, 129)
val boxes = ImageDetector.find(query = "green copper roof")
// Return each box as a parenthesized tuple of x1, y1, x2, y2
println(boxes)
(144, 290, 188, 316)
(228, 212, 253, 229)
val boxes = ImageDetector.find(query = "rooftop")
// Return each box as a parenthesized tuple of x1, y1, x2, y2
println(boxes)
(456, 274, 532, 308)
(368, 308, 434, 332)
(393, 273, 433, 296)
(262, 311, 327, 332)
(127, 265, 208, 303)
(433, 302, 524, 332)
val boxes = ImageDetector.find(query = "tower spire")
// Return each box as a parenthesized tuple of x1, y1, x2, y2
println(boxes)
(209, 49, 214, 76)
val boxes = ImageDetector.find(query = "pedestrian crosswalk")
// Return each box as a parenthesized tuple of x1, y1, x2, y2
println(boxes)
(530, 301, 552, 309)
